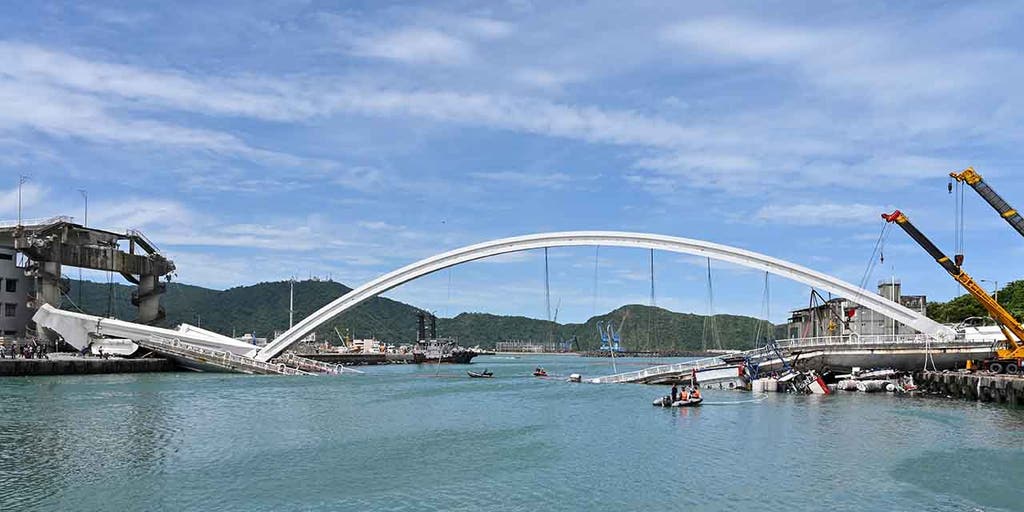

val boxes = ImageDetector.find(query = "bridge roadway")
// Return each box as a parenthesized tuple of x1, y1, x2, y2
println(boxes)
(588, 335, 997, 384)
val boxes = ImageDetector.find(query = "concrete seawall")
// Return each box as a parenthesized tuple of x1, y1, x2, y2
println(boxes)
(0, 358, 177, 377)
(915, 371, 1024, 405)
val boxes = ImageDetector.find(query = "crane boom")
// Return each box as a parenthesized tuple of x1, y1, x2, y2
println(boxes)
(950, 167, 1024, 239)
(882, 209, 1024, 354)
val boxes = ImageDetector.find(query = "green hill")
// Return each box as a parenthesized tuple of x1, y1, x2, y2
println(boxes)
(64, 279, 773, 351)
(926, 279, 1024, 324)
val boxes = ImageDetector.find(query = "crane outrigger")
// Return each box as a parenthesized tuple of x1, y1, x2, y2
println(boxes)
(882, 209, 1024, 373)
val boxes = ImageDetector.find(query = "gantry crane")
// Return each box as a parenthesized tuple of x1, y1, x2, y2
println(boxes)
(882, 209, 1024, 373)
(950, 167, 1024, 239)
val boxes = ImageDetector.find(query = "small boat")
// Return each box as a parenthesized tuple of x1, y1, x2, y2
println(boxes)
(467, 370, 493, 378)
(652, 395, 703, 407)
(533, 367, 548, 377)
(567, 373, 582, 383)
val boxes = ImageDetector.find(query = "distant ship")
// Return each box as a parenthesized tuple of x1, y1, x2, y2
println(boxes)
(415, 338, 491, 364)
(413, 310, 492, 364)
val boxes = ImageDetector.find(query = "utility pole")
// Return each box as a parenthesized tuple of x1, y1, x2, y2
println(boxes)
(78, 189, 87, 308)
(17, 175, 29, 226)
(289, 277, 295, 329)
(78, 189, 88, 226)
(980, 279, 999, 303)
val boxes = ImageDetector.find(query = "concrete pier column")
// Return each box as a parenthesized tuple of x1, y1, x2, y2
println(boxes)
(135, 274, 163, 325)
(36, 261, 62, 308)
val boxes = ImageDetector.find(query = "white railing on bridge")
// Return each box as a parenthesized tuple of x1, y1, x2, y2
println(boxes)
(589, 354, 732, 384)
(590, 333, 993, 384)
(142, 335, 310, 375)
(0, 215, 75, 229)
(776, 333, 991, 350)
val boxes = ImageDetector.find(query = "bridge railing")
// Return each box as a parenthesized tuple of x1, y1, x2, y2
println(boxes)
(589, 355, 729, 384)
(591, 333, 993, 384)
(141, 335, 309, 375)
(0, 215, 75, 229)
(776, 333, 988, 350)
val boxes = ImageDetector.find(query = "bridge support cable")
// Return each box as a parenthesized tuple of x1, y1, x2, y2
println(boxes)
(591, 246, 600, 319)
(702, 258, 721, 351)
(647, 249, 656, 351)
(751, 272, 771, 350)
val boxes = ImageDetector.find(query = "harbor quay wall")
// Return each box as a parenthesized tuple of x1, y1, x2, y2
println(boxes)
(0, 358, 177, 377)
(915, 371, 1024, 405)
(298, 353, 418, 365)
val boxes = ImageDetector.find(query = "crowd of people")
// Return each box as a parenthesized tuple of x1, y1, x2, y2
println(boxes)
(0, 342, 47, 359)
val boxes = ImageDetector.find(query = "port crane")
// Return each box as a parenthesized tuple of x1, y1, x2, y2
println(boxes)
(597, 312, 628, 353)
(882, 209, 1024, 373)
(950, 167, 1024, 240)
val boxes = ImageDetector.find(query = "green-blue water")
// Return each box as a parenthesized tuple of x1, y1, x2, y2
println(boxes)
(2, 355, 1023, 511)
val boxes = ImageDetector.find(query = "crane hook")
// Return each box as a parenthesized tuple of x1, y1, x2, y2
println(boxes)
(948, 181, 953, 194)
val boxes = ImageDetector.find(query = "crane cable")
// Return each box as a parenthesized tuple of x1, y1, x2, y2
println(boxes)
(858, 221, 892, 293)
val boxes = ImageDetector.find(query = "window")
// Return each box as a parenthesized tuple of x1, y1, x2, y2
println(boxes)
(3, 303, 14, 317)
(2, 330, 16, 336)
(0, 253, 12, 260)
(5, 279, 15, 293)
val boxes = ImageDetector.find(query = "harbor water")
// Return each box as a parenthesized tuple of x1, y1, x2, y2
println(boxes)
(2, 355, 1023, 511)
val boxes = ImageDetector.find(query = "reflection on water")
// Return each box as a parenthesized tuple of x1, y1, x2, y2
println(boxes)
(2, 356, 1023, 511)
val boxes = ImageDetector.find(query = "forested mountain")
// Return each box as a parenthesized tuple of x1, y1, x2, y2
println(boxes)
(926, 280, 1024, 324)
(64, 279, 774, 351)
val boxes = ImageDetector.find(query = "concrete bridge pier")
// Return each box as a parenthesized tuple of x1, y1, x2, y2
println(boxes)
(34, 260, 64, 309)
(133, 274, 165, 325)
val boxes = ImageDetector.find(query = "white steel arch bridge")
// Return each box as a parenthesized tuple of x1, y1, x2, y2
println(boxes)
(252, 231, 954, 362)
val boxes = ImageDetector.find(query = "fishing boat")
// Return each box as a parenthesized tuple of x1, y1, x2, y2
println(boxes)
(652, 395, 703, 407)
(467, 370, 493, 378)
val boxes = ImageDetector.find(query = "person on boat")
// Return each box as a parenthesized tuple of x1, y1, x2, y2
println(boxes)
(679, 387, 689, 402)
(670, 384, 678, 403)
(691, 387, 701, 400)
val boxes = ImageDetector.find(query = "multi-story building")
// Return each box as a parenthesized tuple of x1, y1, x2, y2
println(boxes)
(0, 246, 32, 338)
(786, 279, 927, 339)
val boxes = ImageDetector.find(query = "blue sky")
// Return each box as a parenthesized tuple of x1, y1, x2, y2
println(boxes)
(2, 1, 1024, 324)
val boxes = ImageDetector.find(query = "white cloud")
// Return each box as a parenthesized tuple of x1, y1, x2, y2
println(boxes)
(662, 17, 828, 61)
(514, 68, 583, 90)
(352, 28, 475, 65)
(753, 202, 883, 226)
(0, 182, 46, 219)
(469, 171, 574, 189)
(86, 198, 196, 233)
(458, 17, 514, 39)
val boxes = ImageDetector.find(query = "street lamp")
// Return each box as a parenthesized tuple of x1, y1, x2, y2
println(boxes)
(77, 189, 88, 307)
(78, 189, 88, 226)
(980, 279, 1000, 303)
(17, 175, 29, 226)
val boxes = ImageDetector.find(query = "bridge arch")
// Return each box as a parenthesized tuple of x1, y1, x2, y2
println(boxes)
(254, 231, 953, 361)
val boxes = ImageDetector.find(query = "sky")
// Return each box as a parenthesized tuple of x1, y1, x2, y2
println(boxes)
(2, 1, 1024, 325)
